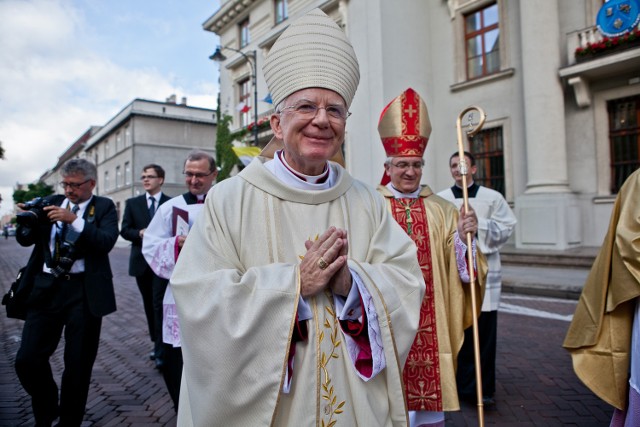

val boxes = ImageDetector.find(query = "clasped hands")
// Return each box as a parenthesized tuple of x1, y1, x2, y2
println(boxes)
(300, 226, 352, 298)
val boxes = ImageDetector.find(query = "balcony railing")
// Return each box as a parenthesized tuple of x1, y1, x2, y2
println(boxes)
(567, 24, 640, 65)
(229, 111, 273, 146)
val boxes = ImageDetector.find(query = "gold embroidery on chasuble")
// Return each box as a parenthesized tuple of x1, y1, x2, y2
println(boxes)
(392, 198, 418, 235)
(300, 230, 347, 425)
(390, 197, 442, 411)
(311, 292, 345, 427)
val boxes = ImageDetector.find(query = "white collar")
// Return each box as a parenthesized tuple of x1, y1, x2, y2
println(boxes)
(386, 183, 420, 199)
(264, 150, 335, 190)
(64, 196, 92, 212)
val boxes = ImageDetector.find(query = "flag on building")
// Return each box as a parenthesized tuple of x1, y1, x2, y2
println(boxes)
(232, 146, 262, 166)
(236, 102, 251, 113)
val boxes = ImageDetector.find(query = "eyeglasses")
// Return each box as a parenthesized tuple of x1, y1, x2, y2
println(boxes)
(279, 100, 351, 121)
(390, 161, 424, 171)
(59, 179, 91, 189)
(140, 175, 159, 180)
(183, 171, 215, 179)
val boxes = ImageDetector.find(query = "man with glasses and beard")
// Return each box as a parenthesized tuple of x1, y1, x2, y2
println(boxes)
(14, 158, 118, 427)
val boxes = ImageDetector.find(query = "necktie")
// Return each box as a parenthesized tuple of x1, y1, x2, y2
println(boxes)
(59, 204, 79, 243)
(149, 197, 156, 217)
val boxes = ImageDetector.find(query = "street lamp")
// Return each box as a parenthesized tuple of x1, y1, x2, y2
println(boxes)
(210, 46, 259, 147)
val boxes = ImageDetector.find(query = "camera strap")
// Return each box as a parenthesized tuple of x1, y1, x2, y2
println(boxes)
(43, 238, 55, 269)
(50, 197, 96, 267)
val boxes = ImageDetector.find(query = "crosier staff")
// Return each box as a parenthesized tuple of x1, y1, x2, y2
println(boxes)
(455, 105, 487, 427)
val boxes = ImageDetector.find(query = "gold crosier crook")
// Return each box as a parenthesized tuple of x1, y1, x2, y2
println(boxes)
(455, 105, 487, 427)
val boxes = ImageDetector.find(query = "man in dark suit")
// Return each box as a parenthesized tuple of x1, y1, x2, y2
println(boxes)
(120, 164, 169, 368)
(14, 158, 119, 427)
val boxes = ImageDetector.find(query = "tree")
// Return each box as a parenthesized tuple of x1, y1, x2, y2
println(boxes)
(215, 112, 239, 182)
(13, 182, 55, 204)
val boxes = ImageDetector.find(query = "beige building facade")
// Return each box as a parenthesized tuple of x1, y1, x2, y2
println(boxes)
(205, 0, 640, 249)
(12, 98, 216, 229)
(84, 97, 217, 222)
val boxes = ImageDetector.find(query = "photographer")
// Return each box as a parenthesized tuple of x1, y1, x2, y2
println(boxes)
(14, 158, 118, 427)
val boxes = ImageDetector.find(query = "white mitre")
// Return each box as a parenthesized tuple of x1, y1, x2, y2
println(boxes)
(262, 8, 360, 108)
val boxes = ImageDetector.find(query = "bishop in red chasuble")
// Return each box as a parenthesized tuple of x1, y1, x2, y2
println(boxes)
(377, 88, 486, 427)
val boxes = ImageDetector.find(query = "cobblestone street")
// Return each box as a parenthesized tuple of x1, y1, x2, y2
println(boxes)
(0, 238, 176, 426)
(0, 237, 614, 426)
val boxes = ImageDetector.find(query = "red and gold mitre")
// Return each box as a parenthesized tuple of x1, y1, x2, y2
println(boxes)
(378, 88, 431, 158)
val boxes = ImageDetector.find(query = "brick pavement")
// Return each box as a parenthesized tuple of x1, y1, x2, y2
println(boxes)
(0, 237, 616, 426)
(447, 304, 613, 426)
(0, 238, 176, 427)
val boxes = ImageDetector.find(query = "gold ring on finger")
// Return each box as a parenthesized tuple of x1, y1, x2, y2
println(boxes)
(317, 257, 329, 270)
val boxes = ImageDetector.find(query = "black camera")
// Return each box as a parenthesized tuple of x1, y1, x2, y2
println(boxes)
(16, 197, 52, 228)
(50, 228, 81, 278)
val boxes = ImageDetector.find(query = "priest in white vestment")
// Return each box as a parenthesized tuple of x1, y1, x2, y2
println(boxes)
(142, 150, 218, 411)
(170, 8, 424, 427)
(438, 150, 516, 407)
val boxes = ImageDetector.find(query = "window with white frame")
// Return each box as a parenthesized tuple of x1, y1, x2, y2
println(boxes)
(239, 18, 250, 48)
(238, 79, 251, 127)
(124, 125, 131, 147)
(124, 161, 131, 185)
(275, 0, 288, 24)
(608, 95, 640, 194)
(464, 2, 500, 80)
(469, 126, 506, 196)
(104, 171, 110, 191)
(115, 165, 121, 188)
(115, 131, 122, 152)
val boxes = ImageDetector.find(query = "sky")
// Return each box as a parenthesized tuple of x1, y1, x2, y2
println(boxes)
(0, 0, 221, 217)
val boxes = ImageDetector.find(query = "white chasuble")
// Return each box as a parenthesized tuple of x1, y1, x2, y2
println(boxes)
(142, 195, 204, 280)
(171, 158, 425, 427)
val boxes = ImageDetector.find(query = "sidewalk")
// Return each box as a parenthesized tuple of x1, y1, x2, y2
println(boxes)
(502, 264, 589, 299)
(500, 243, 597, 300)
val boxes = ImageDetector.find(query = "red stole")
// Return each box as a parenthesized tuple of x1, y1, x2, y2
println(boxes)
(390, 196, 442, 411)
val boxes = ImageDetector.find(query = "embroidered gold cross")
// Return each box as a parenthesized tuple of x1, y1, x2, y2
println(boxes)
(396, 198, 418, 235)
(404, 104, 417, 118)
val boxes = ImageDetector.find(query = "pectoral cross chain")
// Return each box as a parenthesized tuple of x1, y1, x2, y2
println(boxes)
(398, 199, 418, 235)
